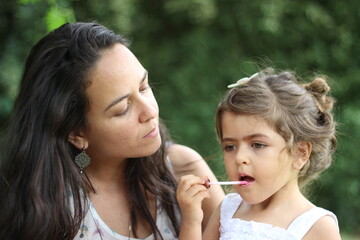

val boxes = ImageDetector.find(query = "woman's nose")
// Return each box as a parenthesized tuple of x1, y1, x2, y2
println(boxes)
(139, 96, 158, 123)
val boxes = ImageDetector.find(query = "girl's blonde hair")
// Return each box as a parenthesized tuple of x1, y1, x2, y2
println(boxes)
(215, 68, 336, 188)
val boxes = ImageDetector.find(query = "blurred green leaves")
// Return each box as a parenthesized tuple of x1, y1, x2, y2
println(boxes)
(45, 3, 75, 31)
(18, 0, 76, 31)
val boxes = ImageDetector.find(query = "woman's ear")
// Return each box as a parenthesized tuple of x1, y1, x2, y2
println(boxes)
(68, 127, 88, 150)
(292, 142, 312, 170)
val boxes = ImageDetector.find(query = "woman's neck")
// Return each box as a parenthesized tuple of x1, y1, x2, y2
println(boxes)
(85, 158, 128, 193)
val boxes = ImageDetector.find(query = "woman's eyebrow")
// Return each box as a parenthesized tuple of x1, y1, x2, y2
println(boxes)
(104, 94, 130, 112)
(104, 70, 148, 112)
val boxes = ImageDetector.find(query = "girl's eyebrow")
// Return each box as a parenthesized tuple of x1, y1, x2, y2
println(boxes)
(104, 70, 148, 112)
(222, 133, 270, 142)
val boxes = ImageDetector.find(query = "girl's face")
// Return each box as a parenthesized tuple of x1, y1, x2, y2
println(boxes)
(81, 43, 161, 163)
(220, 111, 298, 204)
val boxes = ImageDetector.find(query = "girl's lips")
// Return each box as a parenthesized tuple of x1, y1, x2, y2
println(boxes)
(238, 173, 255, 185)
(143, 126, 159, 138)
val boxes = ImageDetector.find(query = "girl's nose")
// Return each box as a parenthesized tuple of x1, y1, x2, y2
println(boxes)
(235, 149, 250, 165)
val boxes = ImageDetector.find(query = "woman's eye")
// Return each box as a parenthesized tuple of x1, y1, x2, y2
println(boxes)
(223, 145, 236, 152)
(140, 84, 151, 93)
(252, 143, 266, 149)
(115, 103, 130, 117)
(115, 108, 128, 116)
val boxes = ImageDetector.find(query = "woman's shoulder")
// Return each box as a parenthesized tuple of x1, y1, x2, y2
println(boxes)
(166, 143, 219, 181)
(166, 143, 203, 166)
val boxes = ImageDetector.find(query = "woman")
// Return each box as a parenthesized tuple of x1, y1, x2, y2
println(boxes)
(0, 22, 224, 240)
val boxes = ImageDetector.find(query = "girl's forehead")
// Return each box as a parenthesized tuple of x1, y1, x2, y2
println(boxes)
(221, 112, 269, 132)
(222, 112, 266, 125)
(221, 112, 285, 141)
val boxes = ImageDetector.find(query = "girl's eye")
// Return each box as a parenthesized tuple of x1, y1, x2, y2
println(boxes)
(223, 145, 236, 152)
(252, 142, 266, 149)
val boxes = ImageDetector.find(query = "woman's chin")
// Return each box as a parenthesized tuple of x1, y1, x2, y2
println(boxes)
(139, 137, 162, 157)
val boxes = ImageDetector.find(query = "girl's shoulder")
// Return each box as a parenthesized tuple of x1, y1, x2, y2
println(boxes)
(292, 207, 340, 240)
(220, 193, 242, 221)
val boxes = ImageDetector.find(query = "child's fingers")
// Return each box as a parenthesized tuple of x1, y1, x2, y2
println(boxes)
(178, 187, 211, 207)
(177, 175, 206, 192)
(179, 174, 206, 185)
(176, 174, 212, 206)
(183, 183, 209, 198)
(177, 184, 207, 203)
(193, 188, 211, 200)
(176, 175, 211, 225)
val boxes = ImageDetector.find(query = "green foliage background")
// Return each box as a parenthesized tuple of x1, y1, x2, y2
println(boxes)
(1, 0, 359, 235)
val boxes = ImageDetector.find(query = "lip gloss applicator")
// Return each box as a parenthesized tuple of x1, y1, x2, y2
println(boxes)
(204, 179, 248, 188)
(208, 181, 247, 186)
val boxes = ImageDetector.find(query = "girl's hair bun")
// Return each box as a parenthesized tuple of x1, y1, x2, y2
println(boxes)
(304, 77, 333, 112)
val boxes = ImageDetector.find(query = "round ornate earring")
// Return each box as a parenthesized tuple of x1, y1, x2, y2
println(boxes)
(75, 148, 91, 173)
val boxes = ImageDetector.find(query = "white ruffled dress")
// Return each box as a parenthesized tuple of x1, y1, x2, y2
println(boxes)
(219, 193, 339, 240)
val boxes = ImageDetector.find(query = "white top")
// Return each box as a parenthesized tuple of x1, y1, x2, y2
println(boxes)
(219, 193, 339, 240)
(73, 198, 180, 240)
(73, 156, 179, 240)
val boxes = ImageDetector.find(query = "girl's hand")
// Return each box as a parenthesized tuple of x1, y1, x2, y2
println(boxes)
(176, 174, 211, 225)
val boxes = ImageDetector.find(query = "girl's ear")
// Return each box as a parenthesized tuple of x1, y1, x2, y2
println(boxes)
(68, 127, 88, 150)
(293, 142, 312, 170)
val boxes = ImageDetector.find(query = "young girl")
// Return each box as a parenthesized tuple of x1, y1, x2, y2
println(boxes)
(176, 68, 341, 240)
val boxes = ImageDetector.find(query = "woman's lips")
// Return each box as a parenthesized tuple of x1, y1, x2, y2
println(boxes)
(143, 126, 159, 138)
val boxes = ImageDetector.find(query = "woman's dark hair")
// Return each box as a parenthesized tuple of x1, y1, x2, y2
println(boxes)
(0, 22, 179, 240)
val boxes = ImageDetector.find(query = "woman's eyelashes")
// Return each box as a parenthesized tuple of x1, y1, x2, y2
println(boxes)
(114, 85, 151, 117)
(114, 99, 131, 117)
(140, 82, 151, 93)
(114, 105, 129, 117)
(114, 81, 153, 117)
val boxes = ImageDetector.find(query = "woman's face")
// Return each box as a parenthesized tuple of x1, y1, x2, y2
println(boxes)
(81, 43, 161, 163)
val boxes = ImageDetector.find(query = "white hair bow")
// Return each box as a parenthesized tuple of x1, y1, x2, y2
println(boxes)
(227, 72, 259, 88)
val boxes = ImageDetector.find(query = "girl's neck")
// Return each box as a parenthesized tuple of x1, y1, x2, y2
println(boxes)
(254, 180, 308, 210)
(236, 180, 314, 228)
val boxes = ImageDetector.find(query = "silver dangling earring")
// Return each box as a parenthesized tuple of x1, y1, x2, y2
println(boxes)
(75, 148, 91, 173)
